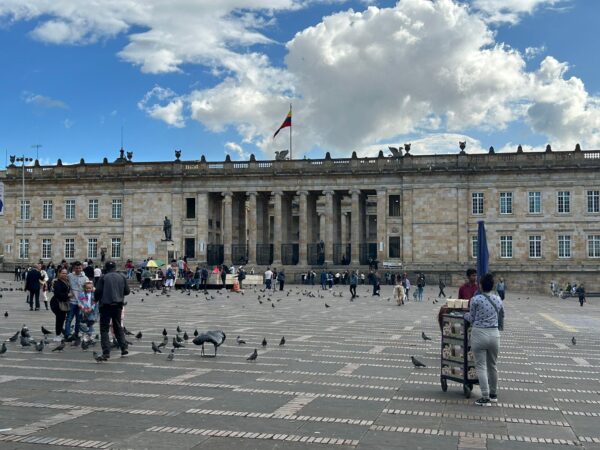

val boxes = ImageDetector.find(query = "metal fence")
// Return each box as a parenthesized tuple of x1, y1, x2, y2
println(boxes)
(207, 244, 224, 266)
(359, 243, 377, 265)
(281, 244, 299, 265)
(333, 243, 351, 265)
(256, 244, 273, 265)
(232, 245, 248, 266)
(307, 243, 325, 266)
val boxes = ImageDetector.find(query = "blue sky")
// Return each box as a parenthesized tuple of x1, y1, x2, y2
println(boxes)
(0, 0, 598, 166)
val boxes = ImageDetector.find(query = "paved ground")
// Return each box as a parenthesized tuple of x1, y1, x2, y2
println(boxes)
(1, 274, 600, 450)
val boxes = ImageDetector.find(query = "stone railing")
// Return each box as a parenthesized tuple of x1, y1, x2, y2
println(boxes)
(4, 148, 600, 181)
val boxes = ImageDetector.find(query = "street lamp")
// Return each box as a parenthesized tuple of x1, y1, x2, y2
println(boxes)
(11, 155, 34, 260)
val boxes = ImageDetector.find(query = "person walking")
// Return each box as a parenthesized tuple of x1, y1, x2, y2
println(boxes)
(393, 278, 405, 306)
(25, 263, 43, 311)
(200, 266, 209, 292)
(277, 269, 285, 291)
(220, 264, 228, 289)
(464, 273, 504, 406)
(95, 261, 130, 360)
(49, 268, 71, 341)
(264, 267, 273, 290)
(372, 271, 381, 296)
(416, 275, 425, 302)
(349, 271, 358, 300)
(438, 278, 446, 298)
(65, 261, 89, 343)
(577, 284, 586, 307)
(496, 278, 506, 301)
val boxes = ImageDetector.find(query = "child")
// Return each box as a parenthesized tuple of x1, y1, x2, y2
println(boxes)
(78, 281, 99, 339)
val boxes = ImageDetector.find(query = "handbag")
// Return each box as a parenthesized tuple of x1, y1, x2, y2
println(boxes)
(58, 301, 71, 312)
(482, 294, 504, 331)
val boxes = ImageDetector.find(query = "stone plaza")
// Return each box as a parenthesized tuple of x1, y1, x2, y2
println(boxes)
(1, 274, 600, 450)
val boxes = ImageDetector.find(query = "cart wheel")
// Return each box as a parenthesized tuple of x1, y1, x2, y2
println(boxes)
(441, 378, 448, 392)
(463, 384, 471, 398)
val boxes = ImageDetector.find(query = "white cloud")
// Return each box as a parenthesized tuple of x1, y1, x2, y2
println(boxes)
(137, 86, 185, 128)
(524, 46, 546, 60)
(472, 0, 571, 24)
(224, 142, 250, 160)
(62, 118, 74, 129)
(22, 91, 68, 109)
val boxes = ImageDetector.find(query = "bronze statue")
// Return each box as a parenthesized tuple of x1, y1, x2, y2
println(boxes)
(163, 216, 172, 241)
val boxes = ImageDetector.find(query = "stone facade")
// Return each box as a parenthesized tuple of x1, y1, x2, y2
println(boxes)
(1, 147, 599, 291)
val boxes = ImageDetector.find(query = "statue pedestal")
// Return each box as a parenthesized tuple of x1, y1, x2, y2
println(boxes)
(157, 240, 178, 264)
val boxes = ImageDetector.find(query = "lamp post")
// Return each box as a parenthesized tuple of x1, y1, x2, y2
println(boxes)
(11, 155, 33, 260)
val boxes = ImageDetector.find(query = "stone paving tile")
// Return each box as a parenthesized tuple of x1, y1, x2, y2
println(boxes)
(2, 275, 600, 449)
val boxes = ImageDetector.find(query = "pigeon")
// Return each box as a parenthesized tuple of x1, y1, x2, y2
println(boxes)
(279, 336, 285, 346)
(52, 341, 65, 352)
(93, 351, 106, 362)
(261, 337, 267, 347)
(4, 311, 7, 318)
(411, 356, 427, 368)
(81, 339, 91, 351)
(8, 331, 19, 342)
(135, 331, 143, 339)
(167, 349, 175, 361)
(41, 326, 52, 336)
(124, 327, 134, 336)
(35, 340, 45, 352)
(158, 337, 167, 348)
(194, 329, 199, 337)
(571, 336, 576, 346)
(271, 303, 275, 309)
(173, 337, 185, 349)
(421, 332, 432, 341)
(176, 334, 183, 343)
(177, 326, 182, 333)
(0, 342, 7, 356)
(183, 332, 189, 341)
(236, 336, 246, 345)
(162, 328, 168, 337)
(246, 349, 258, 361)
(20, 336, 32, 347)
(20, 326, 31, 338)
(152, 342, 162, 354)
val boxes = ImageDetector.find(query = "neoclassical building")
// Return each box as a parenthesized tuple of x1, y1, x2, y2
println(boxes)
(1, 145, 599, 290)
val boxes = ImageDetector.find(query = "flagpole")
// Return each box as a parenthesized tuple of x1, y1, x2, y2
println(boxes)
(289, 103, 292, 160)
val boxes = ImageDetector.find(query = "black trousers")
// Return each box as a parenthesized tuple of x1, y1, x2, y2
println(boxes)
(100, 303, 127, 356)
(438, 288, 446, 297)
(350, 284, 357, 298)
(50, 298, 67, 336)
(279, 280, 284, 291)
(200, 279, 207, 291)
(28, 288, 40, 310)
(372, 284, 380, 296)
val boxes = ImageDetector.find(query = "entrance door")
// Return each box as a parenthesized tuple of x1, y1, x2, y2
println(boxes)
(185, 238, 196, 259)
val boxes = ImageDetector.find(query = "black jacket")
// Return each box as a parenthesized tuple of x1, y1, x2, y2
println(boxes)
(95, 271, 130, 305)
(25, 269, 43, 291)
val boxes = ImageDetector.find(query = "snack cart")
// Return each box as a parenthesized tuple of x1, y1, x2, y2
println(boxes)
(440, 299, 479, 398)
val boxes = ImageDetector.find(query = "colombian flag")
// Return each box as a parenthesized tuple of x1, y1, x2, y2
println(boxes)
(273, 109, 292, 138)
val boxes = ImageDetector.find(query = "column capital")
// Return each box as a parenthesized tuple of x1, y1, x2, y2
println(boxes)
(247, 191, 258, 197)
(271, 190, 284, 197)
(296, 190, 309, 197)
(349, 189, 362, 196)
(323, 189, 335, 196)
(222, 191, 233, 198)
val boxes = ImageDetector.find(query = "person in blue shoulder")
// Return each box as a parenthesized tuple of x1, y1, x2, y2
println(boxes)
(464, 272, 504, 407)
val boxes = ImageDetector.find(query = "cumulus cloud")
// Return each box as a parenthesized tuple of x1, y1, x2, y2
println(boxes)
(472, 0, 571, 24)
(137, 86, 185, 128)
(225, 142, 250, 160)
(22, 91, 68, 109)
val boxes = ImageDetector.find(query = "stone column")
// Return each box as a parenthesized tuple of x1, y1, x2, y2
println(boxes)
(222, 192, 233, 264)
(350, 189, 362, 264)
(297, 190, 308, 265)
(247, 192, 257, 265)
(324, 190, 334, 265)
(376, 188, 387, 262)
(272, 191, 283, 265)
(197, 192, 208, 264)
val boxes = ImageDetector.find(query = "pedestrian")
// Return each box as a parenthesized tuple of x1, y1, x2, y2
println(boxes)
(438, 278, 446, 298)
(403, 274, 411, 300)
(93, 265, 102, 287)
(125, 259, 134, 279)
(77, 281, 98, 340)
(372, 271, 381, 296)
(264, 267, 273, 290)
(237, 266, 246, 289)
(200, 266, 209, 292)
(393, 278, 405, 306)
(25, 263, 43, 311)
(577, 284, 586, 307)
(277, 269, 285, 291)
(164, 266, 175, 290)
(220, 264, 228, 288)
(83, 261, 95, 281)
(458, 268, 479, 300)
(272, 268, 278, 291)
(464, 273, 503, 407)
(416, 275, 425, 302)
(65, 261, 89, 343)
(49, 268, 71, 341)
(40, 265, 50, 310)
(320, 270, 327, 290)
(496, 277, 506, 301)
(349, 271, 358, 300)
(95, 261, 130, 360)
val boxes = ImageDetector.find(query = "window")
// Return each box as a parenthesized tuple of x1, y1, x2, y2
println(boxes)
(529, 235, 542, 258)
(500, 236, 513, 258)
(208, 219, 213, 229)
(557, 191, 570, 213)
(216, 220, 221, 229)
(184, 238, 196, 259)
(587, 190, 600, 213)
(20, 200, 30, 220)
(65, 200, 76, 220)
(88, 199, 99, 219)
(528, 192, 541, 214)
(472, 192, 484, 215)
(588, 235, 600, 258)
(388, 195, 401, 217)
(87, 238, 98, 259)
(471, 236, 478, 259)
(499, 192, 512, 214)
(19, 239, 29, 259)
(64, 238, 75, 259)
(388, 236, 400, 258)
(112, 199, 122, 219)
(42, 239, 52, 259)
(185, 198, 196, 219)
(42, 200, 53, 220)
(111, 238, 121, 259)
(558, 235, 571, 258)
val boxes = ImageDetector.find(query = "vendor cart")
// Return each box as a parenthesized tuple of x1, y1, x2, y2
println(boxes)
(440, 311, 479, 398)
